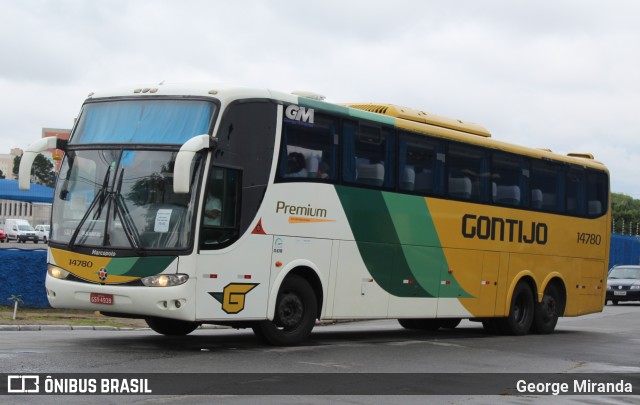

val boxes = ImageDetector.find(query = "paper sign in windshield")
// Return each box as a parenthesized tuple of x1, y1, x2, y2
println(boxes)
(154, 209, 172, 232)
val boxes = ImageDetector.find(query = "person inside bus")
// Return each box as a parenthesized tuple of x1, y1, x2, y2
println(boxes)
(203, 191, 222, 226)
(285, 152, 308, 178)
(317, 160, 331, 179)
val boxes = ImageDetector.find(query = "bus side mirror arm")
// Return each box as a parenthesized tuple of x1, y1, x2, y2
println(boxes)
(19, 137, 67, 190)
(174, 134, 216, 194)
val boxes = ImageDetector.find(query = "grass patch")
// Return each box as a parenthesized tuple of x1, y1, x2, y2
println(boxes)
(0, 306, 147, 328)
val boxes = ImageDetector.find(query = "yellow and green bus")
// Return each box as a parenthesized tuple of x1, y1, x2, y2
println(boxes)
(20, 84, 610, 345)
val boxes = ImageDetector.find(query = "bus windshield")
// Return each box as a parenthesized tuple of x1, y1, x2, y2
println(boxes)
(71, 99, 215, 145)
(51, 149, 202, 250)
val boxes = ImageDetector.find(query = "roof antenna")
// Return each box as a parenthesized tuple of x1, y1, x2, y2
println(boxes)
(158, 80, 165, 85)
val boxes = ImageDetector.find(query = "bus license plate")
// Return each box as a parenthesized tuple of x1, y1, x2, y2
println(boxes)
(613, 291, 627, 296)
(90, 293, 114, 305)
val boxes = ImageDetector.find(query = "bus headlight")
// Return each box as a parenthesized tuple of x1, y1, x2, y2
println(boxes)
(141, 274, 189, 287)
(48, 265, 70, 280)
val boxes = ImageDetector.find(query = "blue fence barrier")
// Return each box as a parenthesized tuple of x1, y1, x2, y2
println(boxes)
(609, 233, 640, 268)
(0, 248, 49, 308)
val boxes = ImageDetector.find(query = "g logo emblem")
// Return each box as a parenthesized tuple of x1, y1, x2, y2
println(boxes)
(210, 283, 258, 314)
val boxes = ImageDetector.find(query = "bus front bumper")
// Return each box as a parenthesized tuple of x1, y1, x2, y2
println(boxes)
(45, 274, 197, 321)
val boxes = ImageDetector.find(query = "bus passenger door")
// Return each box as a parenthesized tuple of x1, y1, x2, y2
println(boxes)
(195, 165, 273, 321)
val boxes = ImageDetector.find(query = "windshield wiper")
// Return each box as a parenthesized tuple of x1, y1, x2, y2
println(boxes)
(68, 160, 112, 248)
(68, 188, 105, 249)
(113, 168, 142, 250)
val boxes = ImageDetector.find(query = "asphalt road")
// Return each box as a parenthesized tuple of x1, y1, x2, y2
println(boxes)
(0, 303, 639, 404)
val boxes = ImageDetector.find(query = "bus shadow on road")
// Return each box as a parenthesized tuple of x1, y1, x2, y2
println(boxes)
(82, 322, 589, 354)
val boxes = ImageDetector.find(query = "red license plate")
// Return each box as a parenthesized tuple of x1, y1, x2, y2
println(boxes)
(90, 293, 113, 305)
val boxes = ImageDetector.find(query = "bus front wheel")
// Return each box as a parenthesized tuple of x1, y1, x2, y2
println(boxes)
(145, 317, 200, 336)
(252, 275, 317, 346)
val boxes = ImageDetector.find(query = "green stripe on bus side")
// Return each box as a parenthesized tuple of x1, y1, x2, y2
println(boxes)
(381, 193, 444, 296)
(298, 98, 396, 126)
(335, 186, 431, 297)
(336, 186, 472, 299)
(381, 193, 472, 298)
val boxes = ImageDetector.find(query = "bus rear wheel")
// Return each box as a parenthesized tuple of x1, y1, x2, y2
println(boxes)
(145, 317, 200, 336)
(252, 275, 317, 346)
(532, 283, 562, 334)
(499, 281, 534, 335)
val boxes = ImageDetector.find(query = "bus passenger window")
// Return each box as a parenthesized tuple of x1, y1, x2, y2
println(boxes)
(566, 167, 586, 215)
(447, 144, 487, 202)
(492, 153, 528, 207)
(531, 161, 564, 213)
(587, 171, 608, 216)
(399, 133, 439, 195)
(277, 111, 338, 182)
(342, 121, 394, 188)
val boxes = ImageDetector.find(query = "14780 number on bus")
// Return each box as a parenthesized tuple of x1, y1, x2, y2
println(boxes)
(577, 232, 601, 245)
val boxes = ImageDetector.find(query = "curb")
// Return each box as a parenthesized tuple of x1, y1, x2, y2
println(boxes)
(0, 324, 229, 332)
(0, 325, 141, 331)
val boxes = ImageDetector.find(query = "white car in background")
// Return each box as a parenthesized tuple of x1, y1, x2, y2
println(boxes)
(35, 224, 50, 243)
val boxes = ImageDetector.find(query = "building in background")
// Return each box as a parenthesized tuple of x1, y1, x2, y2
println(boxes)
(0, 127, 69, 227)
(0, 148, 23, 180)
(0, 179, 53, 227)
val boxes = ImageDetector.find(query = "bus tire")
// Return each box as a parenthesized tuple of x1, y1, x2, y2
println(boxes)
(500, 281, 534, 335)
(145, 317, 199, 336)
(438, 318, 461, 329)
(481, 318, 502, 334)
(397, 319, 440, 331)
(398, 319, 436, 330)
(398, 319, 420, 329)
(531, 283, 562, 334)
(252, 274, 317, 346)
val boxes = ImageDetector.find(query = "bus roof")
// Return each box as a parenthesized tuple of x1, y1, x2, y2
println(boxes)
(344, 103, 491, 138)
(84, 83, 607, 172)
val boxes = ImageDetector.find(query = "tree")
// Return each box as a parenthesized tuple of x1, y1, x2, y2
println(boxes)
(13, 154, 56, 187)
(612, 193, 640, 235)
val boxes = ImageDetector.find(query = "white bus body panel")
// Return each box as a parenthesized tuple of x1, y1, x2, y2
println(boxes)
(195, 234, 273, 320)
(267, 236, 333, 320)
(330, 240, 390, 318)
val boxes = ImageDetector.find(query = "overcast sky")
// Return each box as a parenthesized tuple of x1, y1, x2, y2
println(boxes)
(1, 0, 639, 195)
